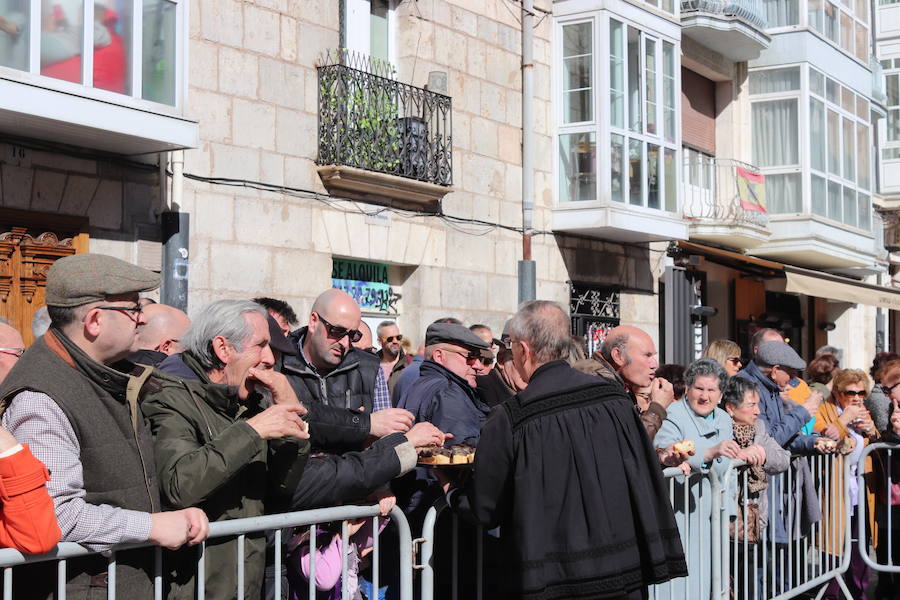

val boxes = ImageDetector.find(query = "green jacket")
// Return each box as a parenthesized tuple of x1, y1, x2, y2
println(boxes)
(141, 351, 309, 600)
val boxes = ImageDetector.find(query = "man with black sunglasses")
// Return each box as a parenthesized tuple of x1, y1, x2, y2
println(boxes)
(376, 320, 407, 397)
(281, 289, 413, 452)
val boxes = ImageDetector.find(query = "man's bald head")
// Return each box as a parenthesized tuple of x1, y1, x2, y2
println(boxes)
(310, 288, 361, 325)
(136, 304, 190, 355)
(0, 323, 24, 383)
(305, 288, 363, 372)
(600, 325, 659, 389)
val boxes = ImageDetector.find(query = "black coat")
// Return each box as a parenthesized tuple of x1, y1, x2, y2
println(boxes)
(450, 360, 687, 600)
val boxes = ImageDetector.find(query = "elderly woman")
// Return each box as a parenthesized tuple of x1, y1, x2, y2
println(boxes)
(813, 369, 879, 600)
(865, 352, 900, 435)
(703, 339, 743, 376)
(654, 358, 739, 600)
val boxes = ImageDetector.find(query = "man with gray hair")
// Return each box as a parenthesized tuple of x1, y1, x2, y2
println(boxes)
(141, 299, 310, 600)
(445, 301, 686, 599)
(376, 320, 407, 395)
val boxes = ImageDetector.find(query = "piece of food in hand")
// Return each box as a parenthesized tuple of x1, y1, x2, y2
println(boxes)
(451, 446, 469, 464)
(673, 440, 695, 454)
(814, 437, 837, 452)
(837, 436, 856, 455)
(419, 447, 452, 465)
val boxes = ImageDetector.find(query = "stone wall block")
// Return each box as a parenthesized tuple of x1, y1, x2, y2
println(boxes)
(234, 99, 277, 150)
(401, 222, 430, 265)
(244, 5, 280, 56)
(260, 59, 305, 110)
(273, 250, 332, 296)
(445, 230, 494, 272)
(193, 192, 235, 241)
(472, 195, 499, 223)
(411, 266, 443, 309)
(451, 6, 478, 36)
(0, 165, 33, 209)
(89, 180, 124, 230)
(396, 15, 433, 62)
(497, 24, 520, 53)
(466, 38, 486, 80)
(471, 117, 498, 158)
(345, 212, 370, 257)
(421, 227, 446, 267)
(59, 175, 100, 216)
(280, 15, 299, 62)
(30, 171, 66, 212)
(434, 27, 468, 72)
(461, 153, 504, 198)
(184, 142, 213, 176)
(497, 124, 521, 165)
(202, 0, 243, 47)
(291, 0, 339, 29)
(191, 90, 232, 143)
(219, 47, 258, 98)
(210, 244, 273, 293)
(383, 219, 410, 264)
(284, 157, 322, 192)
(211, 143, 260, 182)
(320, 210, 350, 256)
(479, 82, 506, 122)
(297, 24, 338, 71)
(275, 108, 313, 156)
(260, 152, 284, 188)
(495, 238, 517, 276)
(188, 238, 212, 290)
(190, 42, 219, 91)
(452, 112, 471, 153)
(440, 269, 487, 311)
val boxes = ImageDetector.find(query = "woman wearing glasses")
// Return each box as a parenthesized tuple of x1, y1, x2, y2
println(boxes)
(813, 369, 879, 600)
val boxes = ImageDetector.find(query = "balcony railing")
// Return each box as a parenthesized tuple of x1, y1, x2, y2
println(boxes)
(316, 51, 453, 187)
(871, 56, 887, 105)
(682, 157, 770, 228)
(680, 0, 767, 29)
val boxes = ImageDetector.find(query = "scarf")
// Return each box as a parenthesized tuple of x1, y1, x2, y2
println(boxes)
(733, 422, 767, 495)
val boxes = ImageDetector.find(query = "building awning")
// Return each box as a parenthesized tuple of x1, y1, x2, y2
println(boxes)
(673, 240, 784, 276)
(782, 267, 900, 310)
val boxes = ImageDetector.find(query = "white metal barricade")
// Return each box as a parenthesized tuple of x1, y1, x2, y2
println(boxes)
(417, 497, 486, 600)
(0, 504, 414, 600)
(856, 443, 900, 581)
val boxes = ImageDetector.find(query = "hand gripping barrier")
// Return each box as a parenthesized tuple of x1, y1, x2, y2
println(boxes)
(417, 453, 856, 600)
(0, 504, 414, 600)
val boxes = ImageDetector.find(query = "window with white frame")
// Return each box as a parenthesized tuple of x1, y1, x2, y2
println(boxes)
(558, 17, 678, 211)
(344, 0, 394, 63)
(0, 0, 181, 106)
(886, 69, 899, 145)
(805, 0, 870, 62)
(750, 64, 872, 230)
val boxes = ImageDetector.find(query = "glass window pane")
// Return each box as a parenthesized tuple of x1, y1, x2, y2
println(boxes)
(749, 67, 801, 94)
(663, 42, 676, 142)
(828, 109, 841, 174)
(628, 27, 641, 133)
(826, 77, 838, 103)
(856, 96, 868, 119)
(855, 22, 866, 60)
(662, 0, 675, 14)
(810, 99, 826, 171)
(563, 23, 593, 123)
(41, 0, 85, 83)
(809, 0, 824, 32)
(559, 132, 596, 202)
(890, 109, 900, 142)
(629, 138, 643, 205)
(764, 0, 800, 26)
(857, 124, 870, 189)
(840, 11, 853, 53)
(825, 1, 838, 43)
(810, 68, 825, 96)
(843, 185, 857, 227)
(858, 193, 870, 230)
(842, 117, 855, 181)
(828, 180, 842, 220)
(752, 99, 798, 167)
(611, 133, 625, 202)
(664, 148, 676, 211)
(142, 0, 177, 105)
(767, 173, 801, 213)
(645, 38, 657, 135)
(609, 19, 624, 128)
(841, 86, 855, 112)
(648, 143, 660, 209)
(94, 1, 131, 94)
(856, 0, 868, 22)
(370, 0, 389, 62)
(887, 74, 899, 106)
(0, 0, 29, 70)
(811, 173, 827, 216)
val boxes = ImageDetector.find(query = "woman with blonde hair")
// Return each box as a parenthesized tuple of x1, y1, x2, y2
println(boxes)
(703, 339, 743, 376)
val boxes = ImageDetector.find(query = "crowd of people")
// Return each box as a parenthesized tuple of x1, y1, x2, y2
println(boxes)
(0, 253, 898, 600)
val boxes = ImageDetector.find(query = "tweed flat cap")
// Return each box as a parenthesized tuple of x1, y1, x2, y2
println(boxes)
(46, 254, 161, 308)
(425, 323, 490, 350)
(756, 340, 806, 371)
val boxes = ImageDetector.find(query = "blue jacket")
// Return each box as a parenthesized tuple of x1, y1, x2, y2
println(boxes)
(398, 360, 490, 446)
(738, 361, 815, 453)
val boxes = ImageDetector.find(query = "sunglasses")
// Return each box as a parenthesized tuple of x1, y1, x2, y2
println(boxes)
(726, 356, 742, 365)
(385, 335, 403, 343)
(884, 381, 900, 395)
(840, 389, 867, 398)
(316, 313, 363, 343)
(443, 347, 484, 364)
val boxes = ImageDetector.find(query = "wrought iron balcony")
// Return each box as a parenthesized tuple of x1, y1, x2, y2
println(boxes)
(679, 0, 770, 61)
(316, 52, 452, 190)
(683, 156, 771, 250)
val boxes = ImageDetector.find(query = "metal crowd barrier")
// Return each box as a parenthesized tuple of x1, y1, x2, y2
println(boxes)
(416, 452, 857, 600)
(0, 504, 414, 600)
(857, 442, 900, 577)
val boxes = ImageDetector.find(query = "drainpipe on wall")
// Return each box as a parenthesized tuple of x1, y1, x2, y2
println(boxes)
(518, 0, 537, 304)
(161, 150, 190, 312)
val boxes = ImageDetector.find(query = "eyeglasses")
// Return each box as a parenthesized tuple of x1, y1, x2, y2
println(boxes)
(385, 335, 403, 343)
(95, 304, 143, 322)
(884, 381, 900, 395)
(727, 356, 742, 365)
(840, 389, 868, 398)
(315, 313, 363, 343)
(442, 347, 484, 364)
(0, 347, 24, 358)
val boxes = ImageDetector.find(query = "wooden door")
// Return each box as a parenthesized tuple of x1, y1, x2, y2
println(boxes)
(0, 211, 88, 346)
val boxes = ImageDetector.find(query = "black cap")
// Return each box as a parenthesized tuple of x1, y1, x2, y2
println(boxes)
(425, 323, 490, 350)
(267, 314, 297, 356)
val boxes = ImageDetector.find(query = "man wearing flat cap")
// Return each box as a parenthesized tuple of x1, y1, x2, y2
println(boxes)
(398, 322, 490, 446)
(0, 254, 209, 599)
